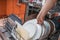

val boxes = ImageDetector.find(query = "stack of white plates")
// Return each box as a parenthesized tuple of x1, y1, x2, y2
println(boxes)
(23, 19, 44, 40)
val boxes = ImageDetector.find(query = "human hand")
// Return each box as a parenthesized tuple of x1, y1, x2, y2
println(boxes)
(37, 13, 45, 25)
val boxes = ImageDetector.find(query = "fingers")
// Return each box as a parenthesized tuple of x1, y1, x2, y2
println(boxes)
(37, 17, 43, 25)
(37, 14, 44, 25)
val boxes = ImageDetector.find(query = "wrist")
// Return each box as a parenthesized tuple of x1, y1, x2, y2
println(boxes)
(39, 11, 47, 18)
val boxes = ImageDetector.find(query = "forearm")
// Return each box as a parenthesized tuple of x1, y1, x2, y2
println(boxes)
(39, 0, 57, 17)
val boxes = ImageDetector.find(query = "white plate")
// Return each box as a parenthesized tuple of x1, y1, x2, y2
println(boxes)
(29, 19, 42, 39)
(23, 20, 37, 39)
(23, 19, 43, 39)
